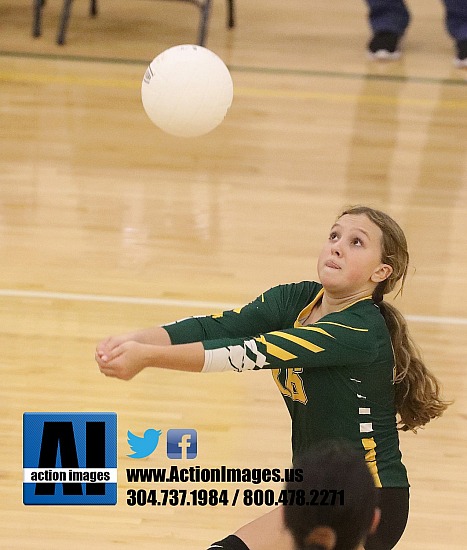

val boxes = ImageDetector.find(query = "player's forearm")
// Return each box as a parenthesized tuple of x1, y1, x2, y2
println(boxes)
(128, 326, 172, 345)
(150, 341, 205, 372)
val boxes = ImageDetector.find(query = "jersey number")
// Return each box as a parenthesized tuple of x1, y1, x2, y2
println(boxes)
(272, 368, 308, 405)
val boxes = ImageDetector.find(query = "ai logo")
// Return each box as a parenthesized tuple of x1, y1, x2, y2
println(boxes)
(23, 412, 117, 505)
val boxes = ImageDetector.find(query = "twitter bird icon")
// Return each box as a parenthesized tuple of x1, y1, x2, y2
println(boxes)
(127, 429, 162, 459)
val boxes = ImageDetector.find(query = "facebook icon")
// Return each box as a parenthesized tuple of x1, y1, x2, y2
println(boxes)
(166, 429, 197, 459)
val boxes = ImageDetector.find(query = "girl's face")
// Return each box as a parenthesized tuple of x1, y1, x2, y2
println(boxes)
(317, 214, 393, 296)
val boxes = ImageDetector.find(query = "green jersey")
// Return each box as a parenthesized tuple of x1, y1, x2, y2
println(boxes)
(163, 281, 409, 488)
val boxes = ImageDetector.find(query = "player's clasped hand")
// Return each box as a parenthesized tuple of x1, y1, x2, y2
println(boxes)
(95, 340, 152, 381)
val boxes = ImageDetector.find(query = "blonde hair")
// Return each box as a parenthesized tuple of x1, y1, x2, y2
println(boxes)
(339, 206, 451, 432)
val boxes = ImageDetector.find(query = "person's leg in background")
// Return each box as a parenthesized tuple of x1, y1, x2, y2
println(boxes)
(364, 0, 411, 59)
(442, 0, 467, 66)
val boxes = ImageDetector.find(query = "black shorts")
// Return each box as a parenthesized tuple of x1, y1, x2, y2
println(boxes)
(364, 487, 410, 550)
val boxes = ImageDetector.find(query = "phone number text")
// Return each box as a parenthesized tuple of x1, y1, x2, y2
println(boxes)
(127, 488, 345, 507)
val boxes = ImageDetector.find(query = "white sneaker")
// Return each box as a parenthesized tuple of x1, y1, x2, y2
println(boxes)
(454, 39, 467, 68)
(367, 31, 402, 61)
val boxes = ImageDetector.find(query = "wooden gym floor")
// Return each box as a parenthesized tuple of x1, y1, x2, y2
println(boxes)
(0, 0, 466, 548)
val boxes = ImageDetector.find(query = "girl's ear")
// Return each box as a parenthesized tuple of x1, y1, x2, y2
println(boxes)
(371, 263, 393, 283)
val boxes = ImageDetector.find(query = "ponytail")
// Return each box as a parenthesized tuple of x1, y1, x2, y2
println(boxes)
(339, 205, 451, 432)
(378, 300, 451, 431)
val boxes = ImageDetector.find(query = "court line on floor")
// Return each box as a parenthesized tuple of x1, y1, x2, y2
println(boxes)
(1, 50, 466, 87)
(1, 70, 466, 110)
(1, 288, 466, 326)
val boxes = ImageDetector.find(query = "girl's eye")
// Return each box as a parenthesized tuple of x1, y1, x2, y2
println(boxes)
(352, 238, 363, 246)
(329, 232, 338, 241)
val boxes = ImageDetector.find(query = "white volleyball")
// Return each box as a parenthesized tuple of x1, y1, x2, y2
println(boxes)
(141, 44, 233, 138)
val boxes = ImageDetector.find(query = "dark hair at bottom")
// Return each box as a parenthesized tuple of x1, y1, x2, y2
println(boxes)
(284, 439, 378, 550)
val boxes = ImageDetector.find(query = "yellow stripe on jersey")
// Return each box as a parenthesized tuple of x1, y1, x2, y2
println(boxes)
(297, 326, 335, 338)
(361, 437, 382, 488)
(315, 321, 369, 332)
(269, 331, 325, 353)
(255, 335, 297, 361)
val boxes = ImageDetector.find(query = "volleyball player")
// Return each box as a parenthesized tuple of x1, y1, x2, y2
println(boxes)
(96, 206, 450, 549)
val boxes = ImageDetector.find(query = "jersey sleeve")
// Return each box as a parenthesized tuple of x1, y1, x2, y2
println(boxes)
(202, 313, 380, 372)
(162, 285, 291, 345)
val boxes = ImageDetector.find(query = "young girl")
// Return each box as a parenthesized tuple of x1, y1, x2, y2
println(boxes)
(96, 206, 450, 550)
